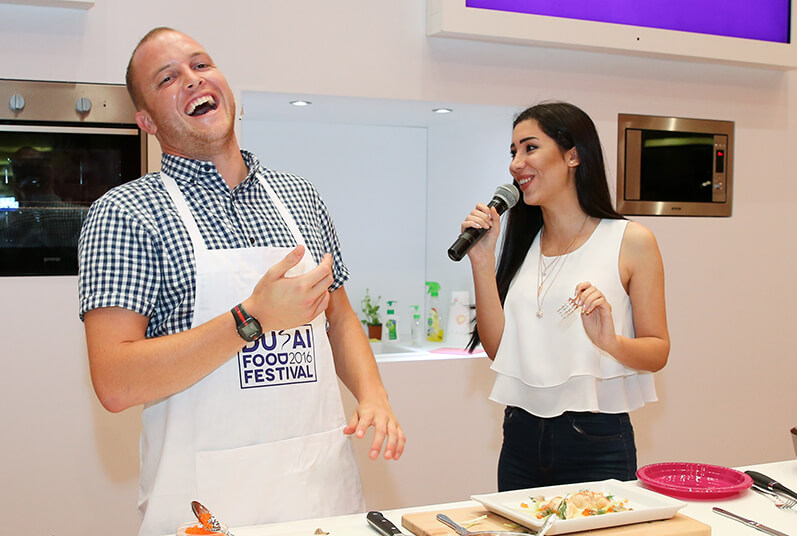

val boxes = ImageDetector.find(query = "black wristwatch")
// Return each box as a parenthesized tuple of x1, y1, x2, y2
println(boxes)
(231, 303, 263, 342)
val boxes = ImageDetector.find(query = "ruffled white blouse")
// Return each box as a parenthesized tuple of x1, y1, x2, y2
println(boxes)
(489, 219, 657, 418)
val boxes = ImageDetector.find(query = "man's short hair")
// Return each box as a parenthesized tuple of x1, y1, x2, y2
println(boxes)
(125, 27, 178, 110)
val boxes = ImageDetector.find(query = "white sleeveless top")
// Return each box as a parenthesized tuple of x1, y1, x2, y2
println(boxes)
(489, 219, 657, 417)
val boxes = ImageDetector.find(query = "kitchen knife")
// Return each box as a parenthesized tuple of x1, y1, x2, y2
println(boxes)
(745, 470, 797, 501)
(367, 511, 413, 536)
(712, 507, 790, 536)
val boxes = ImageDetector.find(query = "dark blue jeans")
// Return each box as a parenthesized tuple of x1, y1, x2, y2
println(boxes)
(497, 406, 637, 491)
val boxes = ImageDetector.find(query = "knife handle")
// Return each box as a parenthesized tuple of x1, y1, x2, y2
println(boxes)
(746, 470, 778, 488)
(367, 511, 404, 536)
(745, 470, 797, 500)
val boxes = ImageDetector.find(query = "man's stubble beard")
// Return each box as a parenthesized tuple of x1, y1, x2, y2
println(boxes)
(160, 112, 237, 161)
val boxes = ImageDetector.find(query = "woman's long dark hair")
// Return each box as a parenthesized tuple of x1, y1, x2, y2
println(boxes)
(468, 101, 625, 352)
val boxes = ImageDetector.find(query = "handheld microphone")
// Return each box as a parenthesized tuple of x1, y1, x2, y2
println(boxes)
(448, 183, 520, 262)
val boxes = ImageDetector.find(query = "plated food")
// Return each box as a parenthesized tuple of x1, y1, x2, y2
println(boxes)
(520, 490, 631, 520)
(472, 479, 686, 535)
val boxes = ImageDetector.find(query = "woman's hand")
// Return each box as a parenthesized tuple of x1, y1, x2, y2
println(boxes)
(461, 203, 505, 358)
(575, 281, 619, 354)
(572, 222, 669, 372)
(462, 203, 501, 264)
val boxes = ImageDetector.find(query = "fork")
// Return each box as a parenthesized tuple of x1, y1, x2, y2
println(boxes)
(752, 484, 797, 510)
(557, 297, 579, 318)
(536, 514, 556, 536)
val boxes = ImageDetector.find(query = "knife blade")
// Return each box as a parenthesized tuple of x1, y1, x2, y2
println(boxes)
(745, 470, 797, 501)
(712, 507, 791, 536)
(367, 511, 412, 536)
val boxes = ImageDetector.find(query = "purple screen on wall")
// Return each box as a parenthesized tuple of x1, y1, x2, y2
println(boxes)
(465, 0, 791, 43)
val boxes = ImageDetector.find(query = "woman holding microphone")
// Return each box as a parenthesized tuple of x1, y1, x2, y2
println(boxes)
(461, 101, 669, 490)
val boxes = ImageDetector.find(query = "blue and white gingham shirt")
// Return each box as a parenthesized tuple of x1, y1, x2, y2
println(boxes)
(77, 150, 349, 339)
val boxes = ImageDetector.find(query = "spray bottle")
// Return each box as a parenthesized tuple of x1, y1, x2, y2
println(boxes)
(385, 300, 399, 342)
(425, 281, 444, 342)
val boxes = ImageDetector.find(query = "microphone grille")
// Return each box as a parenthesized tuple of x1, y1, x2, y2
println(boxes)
(494, 183, 520, 209)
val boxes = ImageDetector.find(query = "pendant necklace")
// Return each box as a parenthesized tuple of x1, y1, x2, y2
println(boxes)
(536, 215, 589, 318)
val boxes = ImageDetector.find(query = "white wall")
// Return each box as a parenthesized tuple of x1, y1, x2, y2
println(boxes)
(1, 1, 796, 535)
(240, 119, 430, 324)
(238, 95, 518, 333)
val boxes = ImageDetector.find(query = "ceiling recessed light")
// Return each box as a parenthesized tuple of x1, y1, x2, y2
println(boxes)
(290, 100, 312, 107)
(432, 108, 453, 114)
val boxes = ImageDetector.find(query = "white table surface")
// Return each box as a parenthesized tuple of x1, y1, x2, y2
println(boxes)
(183, 459, 797, 536)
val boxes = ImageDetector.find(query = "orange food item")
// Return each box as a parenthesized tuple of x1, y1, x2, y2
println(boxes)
(181, 524, 217, 535)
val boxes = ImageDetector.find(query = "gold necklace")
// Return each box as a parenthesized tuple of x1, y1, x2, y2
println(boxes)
(536, 215, 589, 319)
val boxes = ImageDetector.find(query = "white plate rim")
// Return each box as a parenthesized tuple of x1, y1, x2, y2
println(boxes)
(471, 479, 687, 535)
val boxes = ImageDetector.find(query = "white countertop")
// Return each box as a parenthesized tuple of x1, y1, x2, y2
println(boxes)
(678, 459, 796, 534)
(202, 459, 796, 536)
(369, 340, 487, 363)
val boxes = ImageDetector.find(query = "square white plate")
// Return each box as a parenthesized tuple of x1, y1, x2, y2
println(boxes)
(471, 479, 686, 535)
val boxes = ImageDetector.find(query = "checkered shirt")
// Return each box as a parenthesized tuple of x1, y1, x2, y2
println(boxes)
(77, 150, 349, 338)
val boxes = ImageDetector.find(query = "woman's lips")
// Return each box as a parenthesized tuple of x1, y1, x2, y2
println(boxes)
(516, 176, 533, 189)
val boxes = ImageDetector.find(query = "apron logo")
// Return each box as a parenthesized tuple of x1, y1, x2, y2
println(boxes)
(238, 325, 318, 388)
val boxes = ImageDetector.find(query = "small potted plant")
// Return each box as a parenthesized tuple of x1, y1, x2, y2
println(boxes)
(360, 288, 382, 341)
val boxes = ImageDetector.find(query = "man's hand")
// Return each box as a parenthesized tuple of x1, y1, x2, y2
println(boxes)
(324, 285, 406, 461)
(344, 398, 406, 461)
(244, 245, 334, 331)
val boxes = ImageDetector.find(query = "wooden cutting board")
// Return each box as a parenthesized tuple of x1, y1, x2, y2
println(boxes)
(401, 506, 710, 536)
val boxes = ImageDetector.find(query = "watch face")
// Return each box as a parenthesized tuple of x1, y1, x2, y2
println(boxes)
(238, 320, 263, 342)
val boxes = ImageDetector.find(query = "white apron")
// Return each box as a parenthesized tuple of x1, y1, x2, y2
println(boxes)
(137, 171, 364, 536)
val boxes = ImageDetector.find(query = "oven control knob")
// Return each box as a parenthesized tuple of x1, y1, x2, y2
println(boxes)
(9, 93, 25, 112)
(75, 97, 92, 114)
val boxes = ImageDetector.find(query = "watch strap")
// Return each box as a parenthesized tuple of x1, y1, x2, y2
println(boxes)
(232, 303, 253, 325)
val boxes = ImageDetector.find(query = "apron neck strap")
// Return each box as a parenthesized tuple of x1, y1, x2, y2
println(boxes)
(254, 171, 306, 246)
(160, 170, 308, 254)
(161, 172, 207, 251)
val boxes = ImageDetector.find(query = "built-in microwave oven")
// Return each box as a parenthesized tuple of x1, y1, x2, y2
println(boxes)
(616, 113, 734, 217)
(0, 79, 148, 276)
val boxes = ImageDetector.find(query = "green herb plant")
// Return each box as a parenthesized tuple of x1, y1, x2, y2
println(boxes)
(360, 288, 382, 327)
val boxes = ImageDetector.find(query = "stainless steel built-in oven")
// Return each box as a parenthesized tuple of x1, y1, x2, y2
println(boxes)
(0, 79, 147, 276)
(617, 113, 734, 217)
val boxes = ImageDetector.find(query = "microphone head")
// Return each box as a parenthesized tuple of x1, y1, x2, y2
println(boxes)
(493, 183, 521, 212)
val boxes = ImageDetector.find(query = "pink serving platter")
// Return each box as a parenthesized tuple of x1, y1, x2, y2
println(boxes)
(637, 462, 753, 499)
